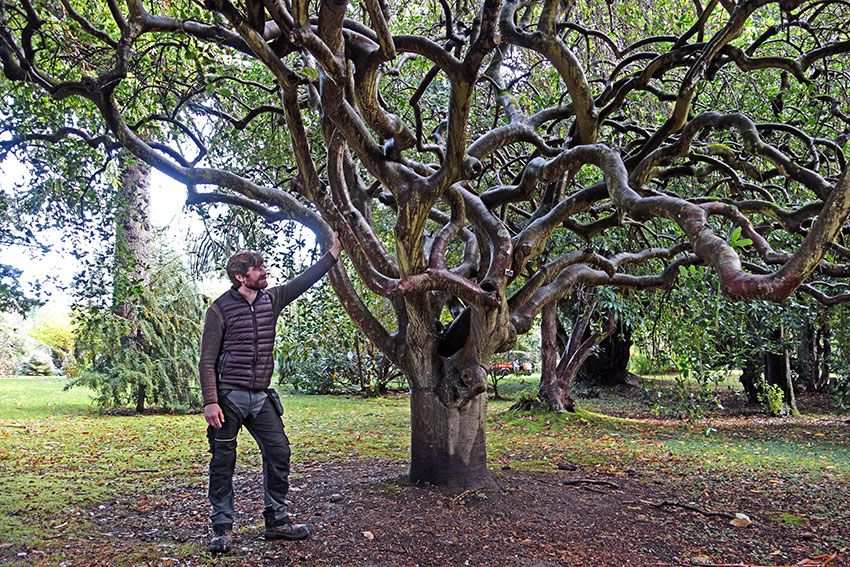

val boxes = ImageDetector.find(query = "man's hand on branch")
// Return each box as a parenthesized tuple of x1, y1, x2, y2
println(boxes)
(330, 231, 343, 259)
(205, 403, 225, 429)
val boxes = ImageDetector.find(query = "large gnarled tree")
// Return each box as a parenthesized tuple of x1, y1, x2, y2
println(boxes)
(2, 0, 849, 488)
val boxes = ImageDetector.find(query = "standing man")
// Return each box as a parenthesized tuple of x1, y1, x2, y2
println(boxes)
(199, 234, 342, 553)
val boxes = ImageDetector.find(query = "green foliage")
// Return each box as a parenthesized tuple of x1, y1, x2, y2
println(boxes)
(278, 266, 403, 396)
(829, 377, 850, 414)
(628, 349, 674, 376)
(634, 264, 790, 415)
(757, 379, 785, 417)
(728, 227, 753, 250)
(27, 308, 76, 373)
(15, 354, 57, 376)
(277, 280, 354, 394)
(279, 337, 346, 395)
(0, 263, 42, 316)
(69, 251, 204, 411)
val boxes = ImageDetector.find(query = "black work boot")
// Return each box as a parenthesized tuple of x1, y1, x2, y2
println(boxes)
(264, 521, 311, 541)
(209, 526, 232, 553)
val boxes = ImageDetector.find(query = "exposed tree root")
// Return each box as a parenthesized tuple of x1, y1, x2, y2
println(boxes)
(563, 479, 621, 489)
(642, 499, 735, 520)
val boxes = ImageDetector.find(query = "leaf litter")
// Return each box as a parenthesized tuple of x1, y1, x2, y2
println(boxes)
(2, 457, 846, 566)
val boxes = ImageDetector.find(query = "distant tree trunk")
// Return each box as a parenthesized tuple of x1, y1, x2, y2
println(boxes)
(577, 323, 634, 387)
(374, 352, 402, 395)
(795, 323, 819, 391)
(113, 154, 152, 413)
(539, 303, 561, 408)
(799, 321, 832, 392)
(739, 359, 761, 404)
(354, 336, 372, 396)
(764, 327, 799, 415)
(135, 384, 147, 413)
(489, 370, 503, 400)
(818, 323, 831, 391)
(781, 330, 799, 415)
(538, 296, 614, 412)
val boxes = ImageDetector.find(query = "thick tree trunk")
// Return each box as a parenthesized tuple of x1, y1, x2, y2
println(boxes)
(409, 388, 492, 490)
(113, 155, 152, 411)
(113, 156, 152, 312)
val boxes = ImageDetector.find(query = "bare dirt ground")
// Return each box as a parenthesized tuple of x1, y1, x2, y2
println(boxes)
(4, 390, 848, 566)
(12, 455, 847, 567)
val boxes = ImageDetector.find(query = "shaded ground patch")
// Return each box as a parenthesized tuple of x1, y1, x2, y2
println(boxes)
(5, 458, 847, 566)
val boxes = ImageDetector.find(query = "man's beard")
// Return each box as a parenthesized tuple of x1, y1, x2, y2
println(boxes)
(246, 278, 268, 291)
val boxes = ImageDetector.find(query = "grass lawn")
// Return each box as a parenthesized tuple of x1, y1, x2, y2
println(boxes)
(0, 377, 412, 547)
(1, 375, 848, 557)
(0, 376, 99, 419)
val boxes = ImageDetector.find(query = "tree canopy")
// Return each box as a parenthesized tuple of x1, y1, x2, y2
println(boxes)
(2, 0, 849, 487)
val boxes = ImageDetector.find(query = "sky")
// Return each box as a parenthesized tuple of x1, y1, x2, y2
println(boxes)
(1, 155, 203, 308)
(2, 153, 320, 313)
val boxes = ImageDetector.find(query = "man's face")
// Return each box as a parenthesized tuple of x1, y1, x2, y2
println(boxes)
(238, 264, 268, 290)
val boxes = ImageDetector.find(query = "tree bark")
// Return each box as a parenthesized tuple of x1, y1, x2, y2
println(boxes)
(795, 323, 819, 391)
(539, 297, 614, 412)
(113, 154, 153, 412)
(113, 155, 152, 309)
(539, 303, 563, 410)
(409, 388, 493, 490)
(781, 329, 799, 415)
(135, 384, 147, 414)
(818, 323, 831, 391)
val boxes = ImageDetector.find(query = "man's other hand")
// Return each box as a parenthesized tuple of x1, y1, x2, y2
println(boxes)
(205, 403, 225, 428)
(330, 232, 343, 259)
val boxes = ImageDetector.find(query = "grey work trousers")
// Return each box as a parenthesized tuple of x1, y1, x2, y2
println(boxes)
(206, 388, 291, 531)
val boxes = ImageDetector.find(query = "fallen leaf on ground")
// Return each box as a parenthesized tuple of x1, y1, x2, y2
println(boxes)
(793, 550, 841, 566)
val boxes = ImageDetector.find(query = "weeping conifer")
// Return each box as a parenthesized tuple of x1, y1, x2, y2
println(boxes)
(70, 251, 204, 411)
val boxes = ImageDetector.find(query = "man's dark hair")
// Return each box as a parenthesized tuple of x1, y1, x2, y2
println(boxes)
(226, 251, 264, 287)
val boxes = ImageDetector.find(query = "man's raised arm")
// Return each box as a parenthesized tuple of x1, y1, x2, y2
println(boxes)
(270, 233, 342, 314)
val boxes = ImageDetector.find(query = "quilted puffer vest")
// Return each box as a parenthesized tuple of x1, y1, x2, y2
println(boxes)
(214, 288, 277, 391)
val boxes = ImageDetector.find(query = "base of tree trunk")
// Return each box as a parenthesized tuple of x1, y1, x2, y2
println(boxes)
(135, 384, 146, 414)
(409, 389, 494, 490)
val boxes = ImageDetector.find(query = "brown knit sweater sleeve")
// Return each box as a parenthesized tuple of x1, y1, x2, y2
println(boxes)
(269, 251, 338, 315)
(198, 303, 225, 406)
